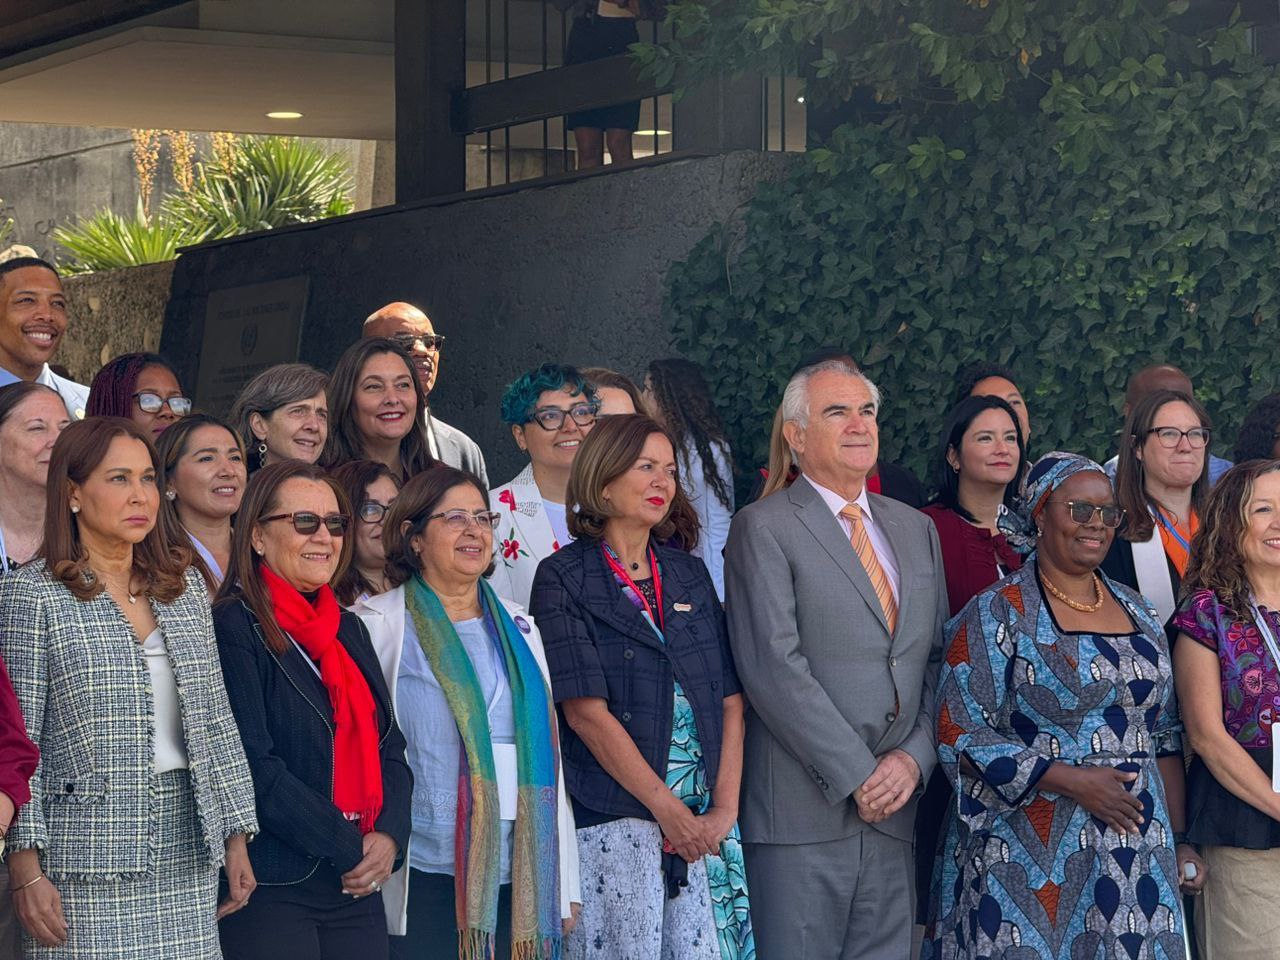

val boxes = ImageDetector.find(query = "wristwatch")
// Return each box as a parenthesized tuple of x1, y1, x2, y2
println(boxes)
(1173, 831, 1190, 846)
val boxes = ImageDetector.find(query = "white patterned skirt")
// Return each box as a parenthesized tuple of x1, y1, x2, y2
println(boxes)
(567, 818, 721, 960)
(27, 769, 220, 960)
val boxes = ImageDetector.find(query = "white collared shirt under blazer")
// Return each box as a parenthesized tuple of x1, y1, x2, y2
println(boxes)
(0, 562, 258, 876)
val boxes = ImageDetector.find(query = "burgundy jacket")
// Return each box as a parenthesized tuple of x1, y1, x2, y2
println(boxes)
(921, 503, 1023, 618)
(0, 651, 37, 816)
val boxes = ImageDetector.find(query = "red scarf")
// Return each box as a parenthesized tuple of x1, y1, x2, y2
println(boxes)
(261, 564, 383, 833)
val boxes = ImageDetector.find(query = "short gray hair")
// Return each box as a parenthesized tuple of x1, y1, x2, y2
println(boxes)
(780, 359, 881, 428)
(229, 363, 330, 448)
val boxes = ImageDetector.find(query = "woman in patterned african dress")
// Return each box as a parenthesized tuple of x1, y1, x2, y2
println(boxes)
(925, 453, 1205, 959)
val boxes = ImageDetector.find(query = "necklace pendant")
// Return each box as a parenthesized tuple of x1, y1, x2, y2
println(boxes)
(630, 562, 640, 571)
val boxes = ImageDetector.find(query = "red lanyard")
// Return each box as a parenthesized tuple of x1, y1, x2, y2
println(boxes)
(602, 543, 664, 633)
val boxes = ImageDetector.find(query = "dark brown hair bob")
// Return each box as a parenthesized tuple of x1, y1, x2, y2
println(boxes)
(41, 416, 192, 602)
(565, 413, 699, 546)
(383, 465, 492, 588)
(215, 460, 354, 654)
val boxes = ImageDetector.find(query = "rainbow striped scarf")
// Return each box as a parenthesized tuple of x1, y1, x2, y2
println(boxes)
(406, 574, 562, 960)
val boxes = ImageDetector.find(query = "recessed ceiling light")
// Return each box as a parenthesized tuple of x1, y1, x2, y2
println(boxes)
(634, 129, 671, 137)
(266, 111, 303, 120)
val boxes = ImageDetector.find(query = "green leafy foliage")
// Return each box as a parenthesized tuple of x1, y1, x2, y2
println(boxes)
(660, 4, 1280, 488)
(53, 136, 354, 273)
(0, 203, 13, 249)
(52, 201, 202, 276)
(164, 135, 354, 240)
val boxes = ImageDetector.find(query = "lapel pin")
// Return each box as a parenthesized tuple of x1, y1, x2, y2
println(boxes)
(673, 602, 693, 613)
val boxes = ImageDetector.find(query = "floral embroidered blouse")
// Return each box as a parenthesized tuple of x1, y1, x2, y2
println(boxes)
(1172, 589, 1280, 748)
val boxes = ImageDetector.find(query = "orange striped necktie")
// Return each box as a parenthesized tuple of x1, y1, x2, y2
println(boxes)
(839, 503, 898, 633)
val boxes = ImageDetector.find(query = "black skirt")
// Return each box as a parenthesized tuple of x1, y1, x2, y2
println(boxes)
(1186, 749, 1280, 850)
(564, 15, 642, 131)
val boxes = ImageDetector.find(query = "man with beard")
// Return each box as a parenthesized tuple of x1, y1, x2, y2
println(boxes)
(363, 301, 487, 485)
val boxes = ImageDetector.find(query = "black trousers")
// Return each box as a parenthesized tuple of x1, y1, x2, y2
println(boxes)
(390, 869, 512, 960)
(219, 864, 388, 960)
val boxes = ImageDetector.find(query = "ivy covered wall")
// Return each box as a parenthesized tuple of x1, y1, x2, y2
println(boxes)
(650, 1, 1280, 487)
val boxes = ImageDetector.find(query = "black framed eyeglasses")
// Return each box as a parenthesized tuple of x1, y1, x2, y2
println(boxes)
(358, 501, 391, 524)
(527, 402, 599, 432)
(133, 391, 192, 416)
(426, 509, 501, 531)
(1047, 500, 1125, 528)
(261, 512, 350, 536)
(1144, 426, 1210, 449)
(390, 333, 446, 353)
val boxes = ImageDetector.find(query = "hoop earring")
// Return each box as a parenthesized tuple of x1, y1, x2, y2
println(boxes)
(257, 441, 268, 470)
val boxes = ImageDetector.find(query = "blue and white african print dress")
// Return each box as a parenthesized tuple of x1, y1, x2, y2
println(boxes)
(924, 559, 1186, 960)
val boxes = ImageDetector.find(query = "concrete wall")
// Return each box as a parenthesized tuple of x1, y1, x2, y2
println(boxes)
(161, 150, 793, 482)
(60, 260, 175, 383)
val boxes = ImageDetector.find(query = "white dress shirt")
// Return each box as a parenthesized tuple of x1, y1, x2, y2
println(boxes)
(802, 473, 901, 603)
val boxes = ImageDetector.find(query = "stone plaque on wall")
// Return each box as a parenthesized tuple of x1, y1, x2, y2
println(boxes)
(193, 276, 309, 414)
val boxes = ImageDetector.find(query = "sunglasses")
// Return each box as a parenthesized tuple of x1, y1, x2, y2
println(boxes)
(133, 391, 192, 416)
(1047, 500, 1125, 528)
(390, 333, 446, 353)
(261, 512, 350, 536)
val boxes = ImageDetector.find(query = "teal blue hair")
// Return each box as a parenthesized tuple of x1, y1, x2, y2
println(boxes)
(500, 362, 598, 425)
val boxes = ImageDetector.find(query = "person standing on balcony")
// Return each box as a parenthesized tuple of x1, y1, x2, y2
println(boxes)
(561, 0, 644, 169)
(0, 258, 89, 422)
(363, 303, 488, 487)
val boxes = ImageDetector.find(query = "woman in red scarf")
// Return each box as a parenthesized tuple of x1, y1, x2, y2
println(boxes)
(213, 461, 412, 960)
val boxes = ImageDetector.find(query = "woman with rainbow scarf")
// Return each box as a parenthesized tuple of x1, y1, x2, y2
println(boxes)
(353, 465, 580, 960)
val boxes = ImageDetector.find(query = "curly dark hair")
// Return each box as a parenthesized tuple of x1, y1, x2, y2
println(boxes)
(1234, 393, 1280, 464)
(1182, 459, 1280, 623)
(644, 359, 733, 510)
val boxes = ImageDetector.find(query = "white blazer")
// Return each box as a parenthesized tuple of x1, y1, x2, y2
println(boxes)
(350, 585, 581, 935)
(487, 463, 561, 609)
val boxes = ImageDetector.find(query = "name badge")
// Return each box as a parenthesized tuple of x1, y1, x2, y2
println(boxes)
(494, 742, 518, 820)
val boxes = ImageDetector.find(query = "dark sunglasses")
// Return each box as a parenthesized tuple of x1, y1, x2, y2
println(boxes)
(261, 512, 350, 536)
(1047, 500, 1125, 528)
(390, 333, 446, 353)
(133, 391, 192, 416)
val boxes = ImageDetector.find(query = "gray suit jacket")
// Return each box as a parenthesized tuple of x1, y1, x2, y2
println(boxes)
(724, 475, 947, 845)
(426, 412, 488, 488)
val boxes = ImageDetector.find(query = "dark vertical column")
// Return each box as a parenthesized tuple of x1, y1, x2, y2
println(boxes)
(672, 72, 764, 154)
(395, 0, 467, 202)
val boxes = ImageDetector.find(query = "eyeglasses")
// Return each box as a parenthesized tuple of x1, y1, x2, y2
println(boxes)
(390, 333, 446, 353)
(527, 402, 598, 432)
(1047, 500, 1126, 527)
(426, 509, 501, 531)
(260, 512, 350, 536)
(133, 391, 192, 416)
(1144, 426, 1210, 449)
(358, 501, 391, 524)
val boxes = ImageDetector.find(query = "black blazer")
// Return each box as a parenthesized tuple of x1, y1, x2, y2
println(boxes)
(531, 537, 741, 822)
(214, 598, 413, 885)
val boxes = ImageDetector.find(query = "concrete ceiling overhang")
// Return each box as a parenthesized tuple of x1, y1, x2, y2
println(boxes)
(0, 25, 395, 139)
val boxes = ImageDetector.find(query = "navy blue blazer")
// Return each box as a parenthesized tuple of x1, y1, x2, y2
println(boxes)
(214, 598, 413, 885)
(531, 537, 741, 821)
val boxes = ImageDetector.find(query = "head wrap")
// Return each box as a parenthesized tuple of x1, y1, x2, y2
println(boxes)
(998, 451, 1107, 554)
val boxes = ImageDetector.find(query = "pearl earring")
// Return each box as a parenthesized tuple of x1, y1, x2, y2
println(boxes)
(70, 504, 80, 514)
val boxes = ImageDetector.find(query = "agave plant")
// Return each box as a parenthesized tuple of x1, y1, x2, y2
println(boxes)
(164, 135, 354, 240)
(53, 136, 355, 273)
(52, 200, 202, 275)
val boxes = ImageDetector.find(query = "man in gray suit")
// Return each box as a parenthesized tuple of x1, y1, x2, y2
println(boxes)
(725, 358, 946, 959)
(363, 301, 488, 485)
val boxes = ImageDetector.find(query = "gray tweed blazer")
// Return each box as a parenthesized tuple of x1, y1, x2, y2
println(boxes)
(0, 562, 258, 878)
